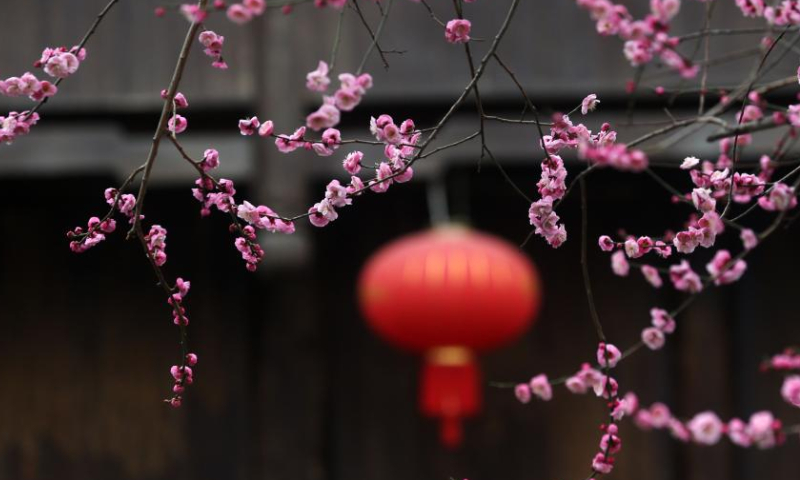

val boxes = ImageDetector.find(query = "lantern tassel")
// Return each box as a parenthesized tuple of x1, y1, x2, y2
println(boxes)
(419, 347, 481, 449)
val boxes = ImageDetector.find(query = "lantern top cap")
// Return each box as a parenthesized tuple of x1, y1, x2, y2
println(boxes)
(430, 223, 471, 236)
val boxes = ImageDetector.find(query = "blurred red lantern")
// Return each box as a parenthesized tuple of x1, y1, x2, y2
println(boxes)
(358, 225, 541, 448)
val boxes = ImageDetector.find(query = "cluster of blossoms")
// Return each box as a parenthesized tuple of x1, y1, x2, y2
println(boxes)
(168, 277, 192, 326)
(0, 72, 57, 101)
(594, 146, 787, 295)
(0, 111, 40, 144)
(66, 188, 136, 252)
(67, 216, 117, 253)
(1, 46, 85, 144)
(198, 30, 228, 69)
(237, 201, 296, 234)
(36, 46, 86, 79)
(763, 348, 800, 372)
(305, 62, 374, 132)
(668, 260, 703, 293)
(528, 97, 653, 249)
(706, 249, 747, 285)
(184, 151, 270, 271)
(635, 403, 785, 449)
(528, 156, 568, 248)
(681, 152, 794, 213)
(168, 351, 198, 408)
(513, 374, 553, 403)
(578, 137, 648, 172)
(542, 106, 648, 171)
(176, 0, 262, 25)
(761, 349, 800, 408)
(586, 344, 627, 476)
(163, 90, 190, 134)
(308, 116, 418, 227)
(576, 0, 697, 77)
(184, 147, 293, 271)
(145, 225, 169, 267)
(237, 113, 344, 157)
(233, 225, 266, 271)
(735, 0, 800, 26)
(193, 176, 236, 216)
(601, 235, 672, 281)
(226, 0, 266, 24)
(759, 182, 798, 211)
(641, 308, 676, 350)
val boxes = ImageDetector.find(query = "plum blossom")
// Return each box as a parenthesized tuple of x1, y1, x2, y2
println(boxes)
(307, 99, 341, 131)
(642, 327, 665, 350)
(529, 374, 553, 401)
(598, 235, 615, 251)
(748, 411, 779, 449)
(275, 127, 307, 153)
(592, 375, 618, 399)
(343, 151, 363, 175)
(306, 61, 331, 92)
(681, 156, 700, 169)
(312, 128, 342, 156)
(597, 343, 622, 368)
(781, 376, 800, 407)
(201, 148, 220, 171)
(161, 90, 189, 109)
(145, 225, 168, 267)
(565, 363, 603, 395)
(369, 162, 395, 193)
(227, 4, 254, 24)
(239, 116, 260, 135)
(740, 228, 758, 250)
(672, 228, 702, 254)
(706, 250, 746, 285)
(592, 452, 614, 474)
(669, 260, 703, 293)
(41, 49, 81, 78)
(528, 197, 567, 248)
(308, 199, 338, 227)
(168, 115, 188, 134)
(445, 19, 472, 44)
(691, 188, 716, 213)
(736, 0, 765, 18)
(611, 250, 629, 276)
(641, 265, 662, 288)
(758, 183, 797, 211)
(688, 411, 724, 445)
(325, 179, 351, 208)
(258, 120, 274, 137)
(180, 4, 208, 23)
(728, 418, 752, 447)
(650, 308, 676, 334)
(514, 383, 532, 404)
(581, 94, 600, 115)
(199, 31, 227, 69)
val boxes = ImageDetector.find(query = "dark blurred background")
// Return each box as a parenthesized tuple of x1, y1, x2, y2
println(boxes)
(1, 1, 800, 479)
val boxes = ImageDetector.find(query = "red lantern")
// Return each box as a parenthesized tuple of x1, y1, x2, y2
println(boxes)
(358, 226, 542, 448)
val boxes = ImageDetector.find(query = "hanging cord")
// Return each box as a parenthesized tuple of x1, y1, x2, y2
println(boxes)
(426, 173, 451, 226)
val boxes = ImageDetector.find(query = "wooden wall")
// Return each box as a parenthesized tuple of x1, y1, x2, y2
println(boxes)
(1, 1, 799, 480)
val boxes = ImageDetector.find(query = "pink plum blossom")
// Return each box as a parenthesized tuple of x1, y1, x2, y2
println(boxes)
(445, 19, 472, 44)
